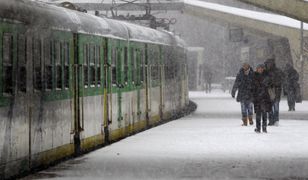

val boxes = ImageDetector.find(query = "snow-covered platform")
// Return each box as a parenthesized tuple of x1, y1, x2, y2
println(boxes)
(24, 91, 308, 180)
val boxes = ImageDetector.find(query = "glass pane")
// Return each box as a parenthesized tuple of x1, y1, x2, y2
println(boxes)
(84, 44, 89, 88)
(130, 48, 135, 83)
(2, 33, 13, 95)
(90, 45, 95, 87)
(63, 42, 69, 89)
(124, 47, 128, 83)
(96, 46, 101, 87)
(55, 42, 62, 90)
(34, 39, 42, 91)
(18, 35, 26, 93)
(45, 40, 52, 91)
(112, 48, 117, 85)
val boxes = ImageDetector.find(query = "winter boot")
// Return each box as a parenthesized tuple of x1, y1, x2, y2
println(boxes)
(254, 128, 260, 133)
(248, 116, 253, 125)
(242, 117, 247, 126)
(262, 127, 267, 133)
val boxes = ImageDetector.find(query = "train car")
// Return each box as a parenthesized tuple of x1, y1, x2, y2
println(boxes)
(0, 0, 191, 179)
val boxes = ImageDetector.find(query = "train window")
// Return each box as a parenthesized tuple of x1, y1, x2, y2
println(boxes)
(89, 44, 96, 87)
(111, 48, 117, 86)
(124, 47, 128, 84)
(140, 50, 144, 84)
(96, 45, 101, 87)
(62, 42, 70, 90)
(44, 40, 52, 91)
(117, 48, 122, 85)
(55, 41, 62, 90)
(130, 48, 135, 84)
(151, 65, 159, 81)
(83, 44, 89, 88)
(34, 39, 42, 92)
(17, 35, 27, 93)
(2, 33, 13, 96)
(165, 66, 172, 80)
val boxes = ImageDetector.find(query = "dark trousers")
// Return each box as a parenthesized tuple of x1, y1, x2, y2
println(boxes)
(256, 111, 267, 130)
(269, 100, 279, 124)
(287, 91, 296, 110)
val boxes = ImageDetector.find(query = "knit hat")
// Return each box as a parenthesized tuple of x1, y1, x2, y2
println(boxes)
(256, 64, 265, 69)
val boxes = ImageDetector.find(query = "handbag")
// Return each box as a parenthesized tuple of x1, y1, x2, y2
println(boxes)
(268, 87, 275, 101)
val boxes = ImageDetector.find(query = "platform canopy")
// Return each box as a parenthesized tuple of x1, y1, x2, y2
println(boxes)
(47, 0, 184, 11)
(237, 0, 308, 23)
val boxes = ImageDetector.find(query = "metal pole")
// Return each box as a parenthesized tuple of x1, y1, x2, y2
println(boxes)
(300, 21, 304, 98)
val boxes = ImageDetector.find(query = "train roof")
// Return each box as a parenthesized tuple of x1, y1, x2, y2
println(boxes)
(0, 0, 185, 47)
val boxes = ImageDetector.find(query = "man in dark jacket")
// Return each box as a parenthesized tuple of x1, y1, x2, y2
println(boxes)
(284, 63, 300, 111)
(264, 58, 284, 126)
(231, 63, 254, 126)
(253, 64, 272, 133)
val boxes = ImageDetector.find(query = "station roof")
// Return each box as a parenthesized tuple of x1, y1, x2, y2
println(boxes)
(184, 0, 308, 31)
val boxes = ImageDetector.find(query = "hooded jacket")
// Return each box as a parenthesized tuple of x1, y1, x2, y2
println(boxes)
(231, 67, 254, 102)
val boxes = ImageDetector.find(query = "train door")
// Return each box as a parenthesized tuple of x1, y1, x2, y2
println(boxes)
(144, 44, 150, 127)
(0, 23, 30, 173)
(137, 46, 145, 125)
(128, 44, 136, 129)
(107, 39, 124, 140)
(74, 34, 105, 152)
(103, 39, 110, 142)
(147, 44, 161, 125)
(159, 46, 164, 120)
(127, 42, 144, 131)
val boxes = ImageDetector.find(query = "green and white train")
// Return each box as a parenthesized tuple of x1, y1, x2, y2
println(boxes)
(0, 0, 191, 178)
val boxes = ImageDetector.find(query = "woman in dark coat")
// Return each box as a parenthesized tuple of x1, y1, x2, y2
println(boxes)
(253, 64, 272, 133)
(284, 63, 300, 111)
(231, 63, 254, 126)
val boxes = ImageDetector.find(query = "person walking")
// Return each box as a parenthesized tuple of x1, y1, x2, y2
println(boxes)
(264, 58, 284, 126)
(231, 63, 254, 126)
(203, 66, 213, 93)
(283, 63, 300, 111)
(253, 64, 272, 133)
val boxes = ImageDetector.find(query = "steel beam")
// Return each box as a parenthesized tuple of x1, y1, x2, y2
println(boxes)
(70, 2, 184, 11)
(237, 0, 308, 23)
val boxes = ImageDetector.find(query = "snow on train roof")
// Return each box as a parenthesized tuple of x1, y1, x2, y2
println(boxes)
(120, 21, 174, 46)
(0, 0, 180, 46)
(184, 0, 308, 31)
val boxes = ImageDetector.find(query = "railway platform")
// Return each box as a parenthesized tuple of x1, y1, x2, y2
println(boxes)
(23, 90, 308, 180)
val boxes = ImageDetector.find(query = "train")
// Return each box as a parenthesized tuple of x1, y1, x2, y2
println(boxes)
(0, 0, 194, 179)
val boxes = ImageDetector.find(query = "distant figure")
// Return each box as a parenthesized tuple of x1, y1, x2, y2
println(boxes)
(203, 66, 213, 93)
(231, 63, 254, 126)
(283, 63, 300, 111)
(264, 58, 284, 126)
(253, 64, 272, 133)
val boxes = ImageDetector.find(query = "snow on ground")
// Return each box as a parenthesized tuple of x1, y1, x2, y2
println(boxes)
(24, 91, 308, 180)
